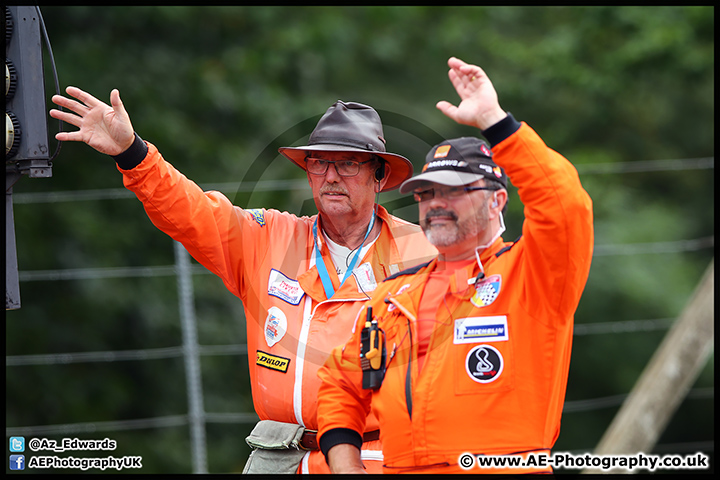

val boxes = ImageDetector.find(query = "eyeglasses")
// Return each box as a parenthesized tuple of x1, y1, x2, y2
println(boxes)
(412, 186, 499, 202)
(305, 157, 375, 177)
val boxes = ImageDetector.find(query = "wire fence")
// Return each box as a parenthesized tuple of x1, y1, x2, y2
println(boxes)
(6, 156, 715, 472)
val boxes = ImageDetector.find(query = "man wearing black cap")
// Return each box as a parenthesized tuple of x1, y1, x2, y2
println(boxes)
(50, 90, 436, 473)
(317, 57, 594, 474)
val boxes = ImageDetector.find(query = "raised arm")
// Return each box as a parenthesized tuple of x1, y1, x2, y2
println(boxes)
(435, 56, 508, 131)
(50, 86, 135, 156)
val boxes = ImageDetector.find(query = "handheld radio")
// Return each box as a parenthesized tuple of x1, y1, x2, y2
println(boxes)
(360, 306, 386, 389)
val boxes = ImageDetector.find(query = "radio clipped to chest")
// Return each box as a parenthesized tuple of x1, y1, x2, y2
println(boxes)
(360, 306, 386, 390)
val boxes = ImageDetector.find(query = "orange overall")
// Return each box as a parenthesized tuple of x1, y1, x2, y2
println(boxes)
(317, 121, 594, 474)
(118, 142, 437, 473)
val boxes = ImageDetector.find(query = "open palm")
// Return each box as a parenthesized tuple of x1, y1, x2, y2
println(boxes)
(436, 57, 506, 131)
(50, 87, 135, 156)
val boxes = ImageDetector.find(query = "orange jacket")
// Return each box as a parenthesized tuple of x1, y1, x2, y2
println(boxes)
(317, 121, 594, 474)
(118, 142, 437, 472)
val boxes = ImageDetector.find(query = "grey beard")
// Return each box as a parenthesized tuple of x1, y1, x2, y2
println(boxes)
(422, 209, 464, 247)
(420, 207, 487, 248)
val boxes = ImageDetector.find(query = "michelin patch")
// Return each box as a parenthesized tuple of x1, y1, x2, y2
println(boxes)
(268, 269, 305, 305)
(454, 315, 508, 344)
(247, 208, 266, 227)
(471, 274, 502, 308)
(264, 306, 287, 348)
(465, 344, 504, 383)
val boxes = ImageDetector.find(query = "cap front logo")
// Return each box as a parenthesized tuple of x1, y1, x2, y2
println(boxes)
(426, 159, 467, 170)
(434, 145, 451, 158)
(480, 144, 493, 157)
(493, 166, 502, 178)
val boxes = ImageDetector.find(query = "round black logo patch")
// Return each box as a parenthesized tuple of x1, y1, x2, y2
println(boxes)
(465, 345, 503, 383)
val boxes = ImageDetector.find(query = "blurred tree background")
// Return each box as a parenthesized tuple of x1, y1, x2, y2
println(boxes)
(6, 6, 713, 474)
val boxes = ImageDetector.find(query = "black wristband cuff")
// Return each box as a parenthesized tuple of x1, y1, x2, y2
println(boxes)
(319, 428, 363, 462)
(113, 133, 148, 170)
(481, 112, 521, 148)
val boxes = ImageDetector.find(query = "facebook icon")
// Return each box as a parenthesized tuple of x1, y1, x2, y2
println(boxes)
(9, 454, 25, 470)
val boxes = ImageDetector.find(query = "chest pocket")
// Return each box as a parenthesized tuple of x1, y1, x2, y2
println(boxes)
(453, 331, 515, 396)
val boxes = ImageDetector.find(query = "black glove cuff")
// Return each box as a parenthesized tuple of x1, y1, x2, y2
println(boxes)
(113, 133, 148, 170)
(319, 428, 363, 464)
(482, 112, 521, 148)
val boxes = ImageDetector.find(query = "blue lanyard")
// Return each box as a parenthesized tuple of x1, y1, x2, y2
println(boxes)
(313, 214, 375, 299)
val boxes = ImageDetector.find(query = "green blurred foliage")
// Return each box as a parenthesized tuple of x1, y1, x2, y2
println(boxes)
(7, 6, 713, 474)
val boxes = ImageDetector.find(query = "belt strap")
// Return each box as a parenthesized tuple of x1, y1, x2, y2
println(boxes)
(299, 429, 380, 451)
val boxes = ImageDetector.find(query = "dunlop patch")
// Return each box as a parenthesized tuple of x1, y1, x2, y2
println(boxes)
(256, 350, 291, 373)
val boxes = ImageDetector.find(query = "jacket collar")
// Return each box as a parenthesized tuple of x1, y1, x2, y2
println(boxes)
(384, 236, 507, 315)
(298, 205, 401, 302)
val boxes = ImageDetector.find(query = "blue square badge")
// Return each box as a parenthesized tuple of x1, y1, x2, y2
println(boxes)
(9, 437, 25, 453)
(9, 454, 25, 470)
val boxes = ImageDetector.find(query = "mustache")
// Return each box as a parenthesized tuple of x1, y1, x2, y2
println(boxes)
(422, 208, 458, 226)
(320, 186, 349, 196)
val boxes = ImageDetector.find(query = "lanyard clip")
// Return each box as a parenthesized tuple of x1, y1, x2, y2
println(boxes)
(468, 270, 485, 286)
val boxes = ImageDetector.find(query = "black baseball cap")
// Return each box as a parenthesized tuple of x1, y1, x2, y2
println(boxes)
(399, 137, 507, 194)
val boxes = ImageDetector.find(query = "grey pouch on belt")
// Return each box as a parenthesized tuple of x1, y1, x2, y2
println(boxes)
(242, 420, 307, 474)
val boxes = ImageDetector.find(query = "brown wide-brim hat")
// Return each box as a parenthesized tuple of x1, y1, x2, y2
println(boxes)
(278, 100, 413, 191)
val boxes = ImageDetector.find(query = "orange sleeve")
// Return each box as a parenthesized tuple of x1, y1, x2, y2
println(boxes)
(493, 123, 594, 325)
(118, 141, 271, 300)
(317, 304, 374, 452)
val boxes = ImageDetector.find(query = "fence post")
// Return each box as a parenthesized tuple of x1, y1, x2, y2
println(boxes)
(174, 241, 208, 473)
(583, 259, 714, 473)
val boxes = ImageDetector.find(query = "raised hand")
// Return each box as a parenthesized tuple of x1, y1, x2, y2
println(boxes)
(435, 57, 507, 131)
(50, 87, 135, 156)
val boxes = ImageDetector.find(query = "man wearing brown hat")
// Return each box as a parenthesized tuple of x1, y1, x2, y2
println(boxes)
(317, 57, 594, 474)
(50, 89, 436, 473)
